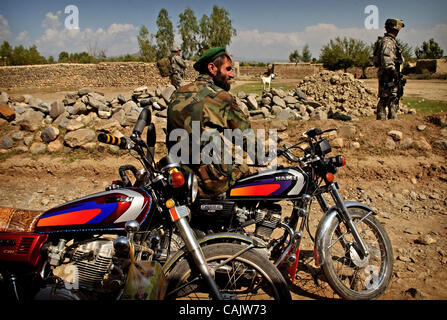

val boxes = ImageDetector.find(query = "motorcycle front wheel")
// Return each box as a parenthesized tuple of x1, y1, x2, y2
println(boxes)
(165, 243, 291, 300)
(322, 207, 393, 300)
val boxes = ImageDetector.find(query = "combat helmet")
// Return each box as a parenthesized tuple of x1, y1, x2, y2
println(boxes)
(385, 18, 405, 31)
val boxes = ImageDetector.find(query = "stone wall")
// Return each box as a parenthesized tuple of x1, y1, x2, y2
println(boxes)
(239, 62, 324, 78)
(0, 61, 198, 89)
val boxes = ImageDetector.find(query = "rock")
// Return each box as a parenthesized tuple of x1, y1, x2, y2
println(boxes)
(40, 126, 59, 143)
(332, 137, 344, 148)
(387, 130, 403, 141)
(52, 111, 70, 129)
(413, 138, 432, 151)
(271, 88, 286, 98)
(66, 119, 85, 131)
(18, 110, 44, 131)
(72, 101, 87, 115)
(272, 96, 286, 109)
(122, 100, 138, 114)
(310, 109, 327, 120)
(270, 120, 288, 132)
(49, 100, 65, 119)
(11, 131, 24, 141)
(350, 141, 360, 149)
(271, 105, 284, 116)
(294, 89, 307, 100)
(385, 137, 396, 150)
(87, 96, 107, 110)
(64, 128, 96, 147)
(0, 104, 15, 121)
(23, 136, 34, 146)
(1, 136, 13, 149)
(94, 118, 122, 133)
(111, 109, 126, 126)
(284, 96, 298, 105)
(78, 88, 93, 96)
(405, 288, 425, 300)
(161, 85, 176, 102)
(415, 235, 436, 245)
(29, 142, 46, 155)
(417, 124, 426, 131)
(247, 95, 258, 110)
(47, 139, 64, 152)
(0, 92, 9, 104)
(330, 75, 341, 84)
(277, 108, 295, 120)
(400, 137, 413, 149)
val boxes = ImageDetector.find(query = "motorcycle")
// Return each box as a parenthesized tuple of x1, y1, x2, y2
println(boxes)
(0, 108, 291, 301)
(189, 127, 394, 300)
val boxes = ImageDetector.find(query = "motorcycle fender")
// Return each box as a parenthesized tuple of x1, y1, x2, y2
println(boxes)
(313, 201, 376, 267)
(163, 232, 255, 274)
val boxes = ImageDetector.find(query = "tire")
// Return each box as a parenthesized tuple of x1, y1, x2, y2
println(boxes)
(165, 243, 291, 300)
(321, 207, 393, 300)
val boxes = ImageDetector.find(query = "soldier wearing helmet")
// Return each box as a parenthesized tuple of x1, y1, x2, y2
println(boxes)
(374, 18, 405, 120)
(170, 45, 187, 89)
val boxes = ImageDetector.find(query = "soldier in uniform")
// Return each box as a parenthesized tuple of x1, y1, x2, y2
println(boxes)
(375, 18, 405, 120)
(167, 47, 252, 198)
(170, 46, 187, 89)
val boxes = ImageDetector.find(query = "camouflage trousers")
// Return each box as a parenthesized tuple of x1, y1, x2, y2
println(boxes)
(377, 80, 399, 120)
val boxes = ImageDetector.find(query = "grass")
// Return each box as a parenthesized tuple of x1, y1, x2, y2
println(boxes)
(402, 97, 447, 114)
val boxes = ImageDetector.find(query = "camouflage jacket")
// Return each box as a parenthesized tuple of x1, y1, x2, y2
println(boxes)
(166, 74, 251, 196)
(378, 33, 402, 78)
(170, 54, 187, 75)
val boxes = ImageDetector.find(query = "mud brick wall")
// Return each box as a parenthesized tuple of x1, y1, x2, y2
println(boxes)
(0, 61, 198, 89)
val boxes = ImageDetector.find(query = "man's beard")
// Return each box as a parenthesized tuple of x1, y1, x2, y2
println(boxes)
(213, 70, 231, 91)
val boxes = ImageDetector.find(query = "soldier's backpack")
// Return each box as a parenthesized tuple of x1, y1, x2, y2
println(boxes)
(372, 36, 384, 68)
(157, 57, 173, 77)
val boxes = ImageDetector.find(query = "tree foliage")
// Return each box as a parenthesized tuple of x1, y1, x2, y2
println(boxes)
(320, 37, 371, 72)
(415, 38, 444, 59)
(301, 44, 312, 62)
(0, 41, 47, 65)
(178, 7, 199, 60)
(289, 50, 301, 64)
(155, 8, 174, 60)
(137, 25, 156, 62)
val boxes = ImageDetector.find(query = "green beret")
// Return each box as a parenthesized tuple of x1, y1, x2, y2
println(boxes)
(193, 47, 228, 72)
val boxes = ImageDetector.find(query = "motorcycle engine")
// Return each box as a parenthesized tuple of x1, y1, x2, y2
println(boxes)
(36, 239, 124, 300)
(235, 203, 282, 240)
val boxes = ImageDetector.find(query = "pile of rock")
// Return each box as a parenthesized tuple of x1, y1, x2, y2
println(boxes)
(0, 85, 175, 154)
(236, 70, 414, 121)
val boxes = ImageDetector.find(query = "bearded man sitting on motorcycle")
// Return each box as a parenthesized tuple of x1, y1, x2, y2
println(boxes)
(166, 47, 253, 199)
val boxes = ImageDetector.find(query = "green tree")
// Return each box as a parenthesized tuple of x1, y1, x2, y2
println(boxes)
(58, 51, 69, 63)
(320, 37, 371, 72)
(47, 56, 55, 64)
(415, 38, 444, 59)
(27, 45, 47, 64)
(0, 41, 13, 65)
(198, 14, 212, 53)
(208, 5, 236, 48)
(301, 44, 312, 63)
(289, 50, 301, 64)
(396, 39, 414, 62)
(178, 7, 199, 60)
(12, 45, 28, 65)
(155, 8, 174, 60)
(137, 25, 156, 62)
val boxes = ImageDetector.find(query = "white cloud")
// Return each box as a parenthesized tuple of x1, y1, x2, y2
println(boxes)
(0, 14, 12, 41)
(42, 11, 62, 30)
(34, 11, 139, 57)
(229, 23, 447, 61)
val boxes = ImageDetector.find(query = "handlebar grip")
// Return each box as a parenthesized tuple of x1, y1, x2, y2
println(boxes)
(133, 108, 152, 136)
(97, 133, 127, 149)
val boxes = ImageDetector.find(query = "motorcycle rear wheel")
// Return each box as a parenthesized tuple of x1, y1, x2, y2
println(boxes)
(165, 243, 291, 300)
(322, 207, 393, 300)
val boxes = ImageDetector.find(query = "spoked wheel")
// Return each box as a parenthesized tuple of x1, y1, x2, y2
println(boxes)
(165, 243, 291, 300)
(322, 208, 393, 300)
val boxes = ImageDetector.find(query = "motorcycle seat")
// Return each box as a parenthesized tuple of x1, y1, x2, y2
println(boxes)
(0, 207, 43, 233)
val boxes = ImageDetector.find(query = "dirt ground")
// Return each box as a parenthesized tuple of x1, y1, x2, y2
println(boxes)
(0, 79, 446, 300)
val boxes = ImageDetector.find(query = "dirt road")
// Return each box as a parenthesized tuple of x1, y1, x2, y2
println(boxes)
(1, 79, 446, 300)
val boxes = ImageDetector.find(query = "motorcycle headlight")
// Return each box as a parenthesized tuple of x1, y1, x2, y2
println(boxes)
(187, 173, 199, 204)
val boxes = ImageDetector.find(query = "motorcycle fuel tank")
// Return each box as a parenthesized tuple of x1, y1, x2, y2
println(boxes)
(34, 188, 152, 233)
(228, 168, 307, 200)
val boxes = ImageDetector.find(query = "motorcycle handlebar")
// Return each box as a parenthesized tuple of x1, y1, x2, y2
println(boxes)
(97, 133, 128, 149)
(132, 108, 151, 136)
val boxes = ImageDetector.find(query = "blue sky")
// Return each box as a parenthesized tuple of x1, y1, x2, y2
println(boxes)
(1, 0, 446, 61)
